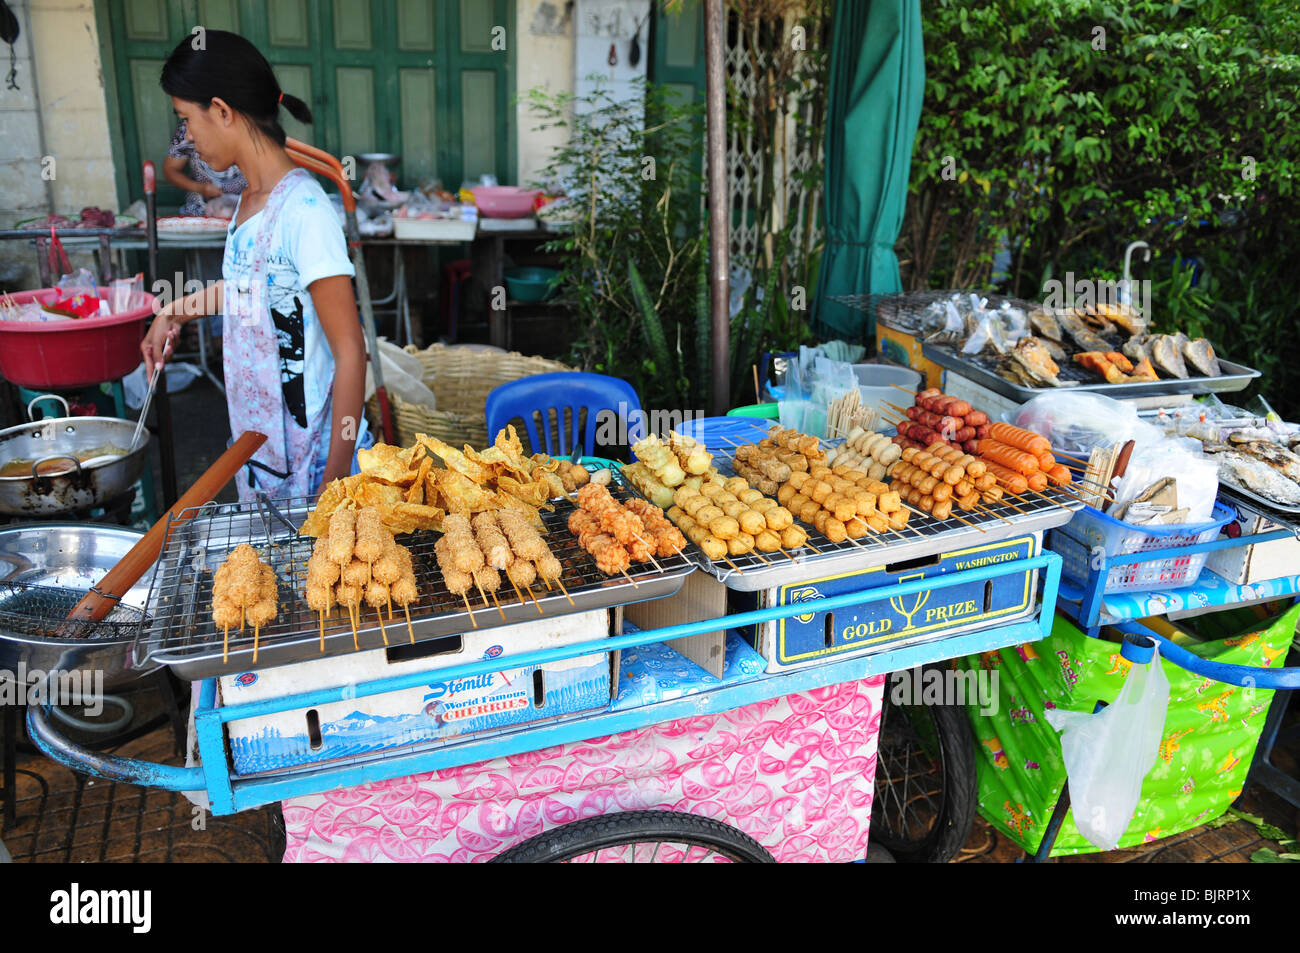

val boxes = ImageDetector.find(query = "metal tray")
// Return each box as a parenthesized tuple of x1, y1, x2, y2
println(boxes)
(639, 445, 1083, 591)
(923, 342, 1260, 403)
(139, 491, 696, 680)
(1217, 483, 1300, 531)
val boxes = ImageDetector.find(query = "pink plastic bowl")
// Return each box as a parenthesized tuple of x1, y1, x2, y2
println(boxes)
(471, 186, 540, 219)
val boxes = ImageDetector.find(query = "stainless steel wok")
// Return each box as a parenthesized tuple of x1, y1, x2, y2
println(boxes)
(0, 395, 149, 516)
(0, 523, 160, 690)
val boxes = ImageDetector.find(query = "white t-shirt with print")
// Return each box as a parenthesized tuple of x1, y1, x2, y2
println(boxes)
(222, 174, 360, 482)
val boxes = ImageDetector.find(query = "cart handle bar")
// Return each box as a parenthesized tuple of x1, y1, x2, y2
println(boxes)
(1114, 620, 1300, 690)
(285, 138, 355, 214)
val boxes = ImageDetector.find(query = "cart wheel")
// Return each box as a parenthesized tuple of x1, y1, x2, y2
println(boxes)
(872, 666, 977, 863)
(490, 811, 775, 863)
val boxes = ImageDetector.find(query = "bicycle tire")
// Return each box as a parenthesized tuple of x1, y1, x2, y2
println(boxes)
(872, 671, 978, 863)
(490, 811, 775, 863)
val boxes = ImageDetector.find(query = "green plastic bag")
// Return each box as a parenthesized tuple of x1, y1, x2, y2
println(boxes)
(959, 604, 1298, 856)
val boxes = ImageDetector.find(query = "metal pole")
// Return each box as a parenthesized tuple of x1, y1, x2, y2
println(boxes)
(143, 161, 178, 508)
(704, 0, 730, 416)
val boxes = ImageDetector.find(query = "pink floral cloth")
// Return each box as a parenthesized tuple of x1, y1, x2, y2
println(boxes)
(282, 676, 885, 863)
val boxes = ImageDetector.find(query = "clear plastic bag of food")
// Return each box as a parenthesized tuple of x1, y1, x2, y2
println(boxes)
(1011, 391, 1145, 453)
(107, 272, 146, 314)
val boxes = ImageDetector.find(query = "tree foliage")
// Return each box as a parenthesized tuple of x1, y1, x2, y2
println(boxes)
(902, 0, 1300, 412)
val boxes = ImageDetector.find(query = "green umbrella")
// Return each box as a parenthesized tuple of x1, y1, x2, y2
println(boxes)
(813, 0, 925, 342)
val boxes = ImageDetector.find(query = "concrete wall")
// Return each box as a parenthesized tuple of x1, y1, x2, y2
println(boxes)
(0, 0, 116, 290)
(0, 0, 576, 290)
(516, 0, 576, 188)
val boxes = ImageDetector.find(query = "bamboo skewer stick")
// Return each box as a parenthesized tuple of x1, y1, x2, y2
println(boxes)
(1051, 450, 1092, 465)
(554, 576, 575, 606)
(461, 591, 478, 628)
(223, 626, 230, 663)
(489, 590, 507, 622)
(319, 611, 325, 652)
(883, 400, 911, 415)
(403, 603, 415, 644)
(508, 575, 526, 607)
(888, 383, 917, 396)
(974, 503, 1015, 526)
(375, 603, 389, 646)
(524, 585, 543, 614)
(620, 568, 640, 589)
(750, 550, 772, 565)
(253, 625, 259, 664)
(721, 555, 745, 574)
(753, 364, 761, 404)
(634, 535, 663, 571)
(475, 581, 490, 609)
(349, 602, 359, 650)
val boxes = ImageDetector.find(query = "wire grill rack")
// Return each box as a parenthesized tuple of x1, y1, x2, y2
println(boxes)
(832, 290, 1043, 335)
(0, 581, 145, 641)
(678, 419, 1084, 591)
(139, 481, 695, 680)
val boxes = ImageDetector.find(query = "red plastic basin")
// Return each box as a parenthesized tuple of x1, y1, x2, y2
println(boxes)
(0, 287, 156, 389)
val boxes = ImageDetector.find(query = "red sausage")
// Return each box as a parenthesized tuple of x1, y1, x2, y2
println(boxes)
(963, 439, 980, 455)
(1048, 464, 1073, 485)
(988, 422, 1051, 456)
(1036, 451, 1056, 472)
(965, 410, 989, 427)
(975, 423, 990, 439)
(1027, 470, 1049, 492)
(953, 426, 976, 443)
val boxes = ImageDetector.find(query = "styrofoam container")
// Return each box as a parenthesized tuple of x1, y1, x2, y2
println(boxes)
(220, 609, 612, 774)
(393, 216, 477, 241)
(853, 363, 922, 426)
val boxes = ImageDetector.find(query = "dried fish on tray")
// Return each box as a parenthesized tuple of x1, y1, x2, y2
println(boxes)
(138, 484, 695, 680)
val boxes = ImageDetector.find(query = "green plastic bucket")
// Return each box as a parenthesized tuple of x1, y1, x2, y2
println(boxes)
(726, 403, 779, 419)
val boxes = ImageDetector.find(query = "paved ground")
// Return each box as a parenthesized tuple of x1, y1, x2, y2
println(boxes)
(3, 671, 1294, 863)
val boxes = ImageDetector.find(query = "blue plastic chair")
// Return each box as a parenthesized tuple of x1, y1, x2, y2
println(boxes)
(484, 372, 645, 457)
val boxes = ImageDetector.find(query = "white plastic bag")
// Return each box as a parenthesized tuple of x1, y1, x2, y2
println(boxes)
(1044, 645, 1170, 851)
(365, 338, 437, 411)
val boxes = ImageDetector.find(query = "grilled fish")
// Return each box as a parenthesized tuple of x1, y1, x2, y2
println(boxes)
(1122, 335, 1152, 366)
(1213, 449, 1300, 506)
(1150, 334, 1189, 379)
(1057, 309, 1115, 352)
(1184, 337, 1221, 377)
(1094, 302, 1146, 336)
(1127, 357, 1159, 382)
(1041, 337, 1067, 362)
(1029, 309, 1063, 342)
(1009, 337, 1065, 386)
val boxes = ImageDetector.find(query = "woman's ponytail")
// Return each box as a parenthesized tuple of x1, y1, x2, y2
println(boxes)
(278, 91, 313, 126)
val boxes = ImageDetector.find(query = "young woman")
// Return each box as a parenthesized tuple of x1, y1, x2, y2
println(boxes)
(141, 30, 368, 500)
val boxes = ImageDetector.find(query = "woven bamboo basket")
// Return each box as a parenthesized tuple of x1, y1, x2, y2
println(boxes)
(366, 343, 572, 448)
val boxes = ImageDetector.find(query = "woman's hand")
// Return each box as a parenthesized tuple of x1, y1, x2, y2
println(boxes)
(202, 182, 223, 199)
(141, 312, 180, 378)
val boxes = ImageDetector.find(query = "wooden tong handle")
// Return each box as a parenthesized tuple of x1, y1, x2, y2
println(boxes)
(66, 431, 268, 623)
(1101, 439, 1136, 514)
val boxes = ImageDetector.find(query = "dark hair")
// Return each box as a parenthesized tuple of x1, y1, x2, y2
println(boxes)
(160, 29, 311, 146)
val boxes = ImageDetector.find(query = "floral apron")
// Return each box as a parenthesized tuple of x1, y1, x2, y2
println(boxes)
(222, 168, 331, 501)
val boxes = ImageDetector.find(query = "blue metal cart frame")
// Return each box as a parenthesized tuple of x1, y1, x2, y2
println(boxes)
(1034, 504, 1300, 853)
(29, 553, 1061, 818)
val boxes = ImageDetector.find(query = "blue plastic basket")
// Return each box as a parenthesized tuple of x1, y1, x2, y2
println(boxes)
(1049, 501, 1236, 594)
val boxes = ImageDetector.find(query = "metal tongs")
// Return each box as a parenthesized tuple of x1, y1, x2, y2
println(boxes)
(132, 327, 179, 451)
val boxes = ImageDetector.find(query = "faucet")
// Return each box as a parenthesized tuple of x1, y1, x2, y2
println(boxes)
(1123, 241, 1151, 284)
(1121, 241, 1151, 307)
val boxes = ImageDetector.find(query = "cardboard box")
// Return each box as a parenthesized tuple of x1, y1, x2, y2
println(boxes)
(221, 609, 613, 775)
(745, 533, 1042, 671)
(1205, 502, 1300, 585)
(622, 570, 726, 677)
